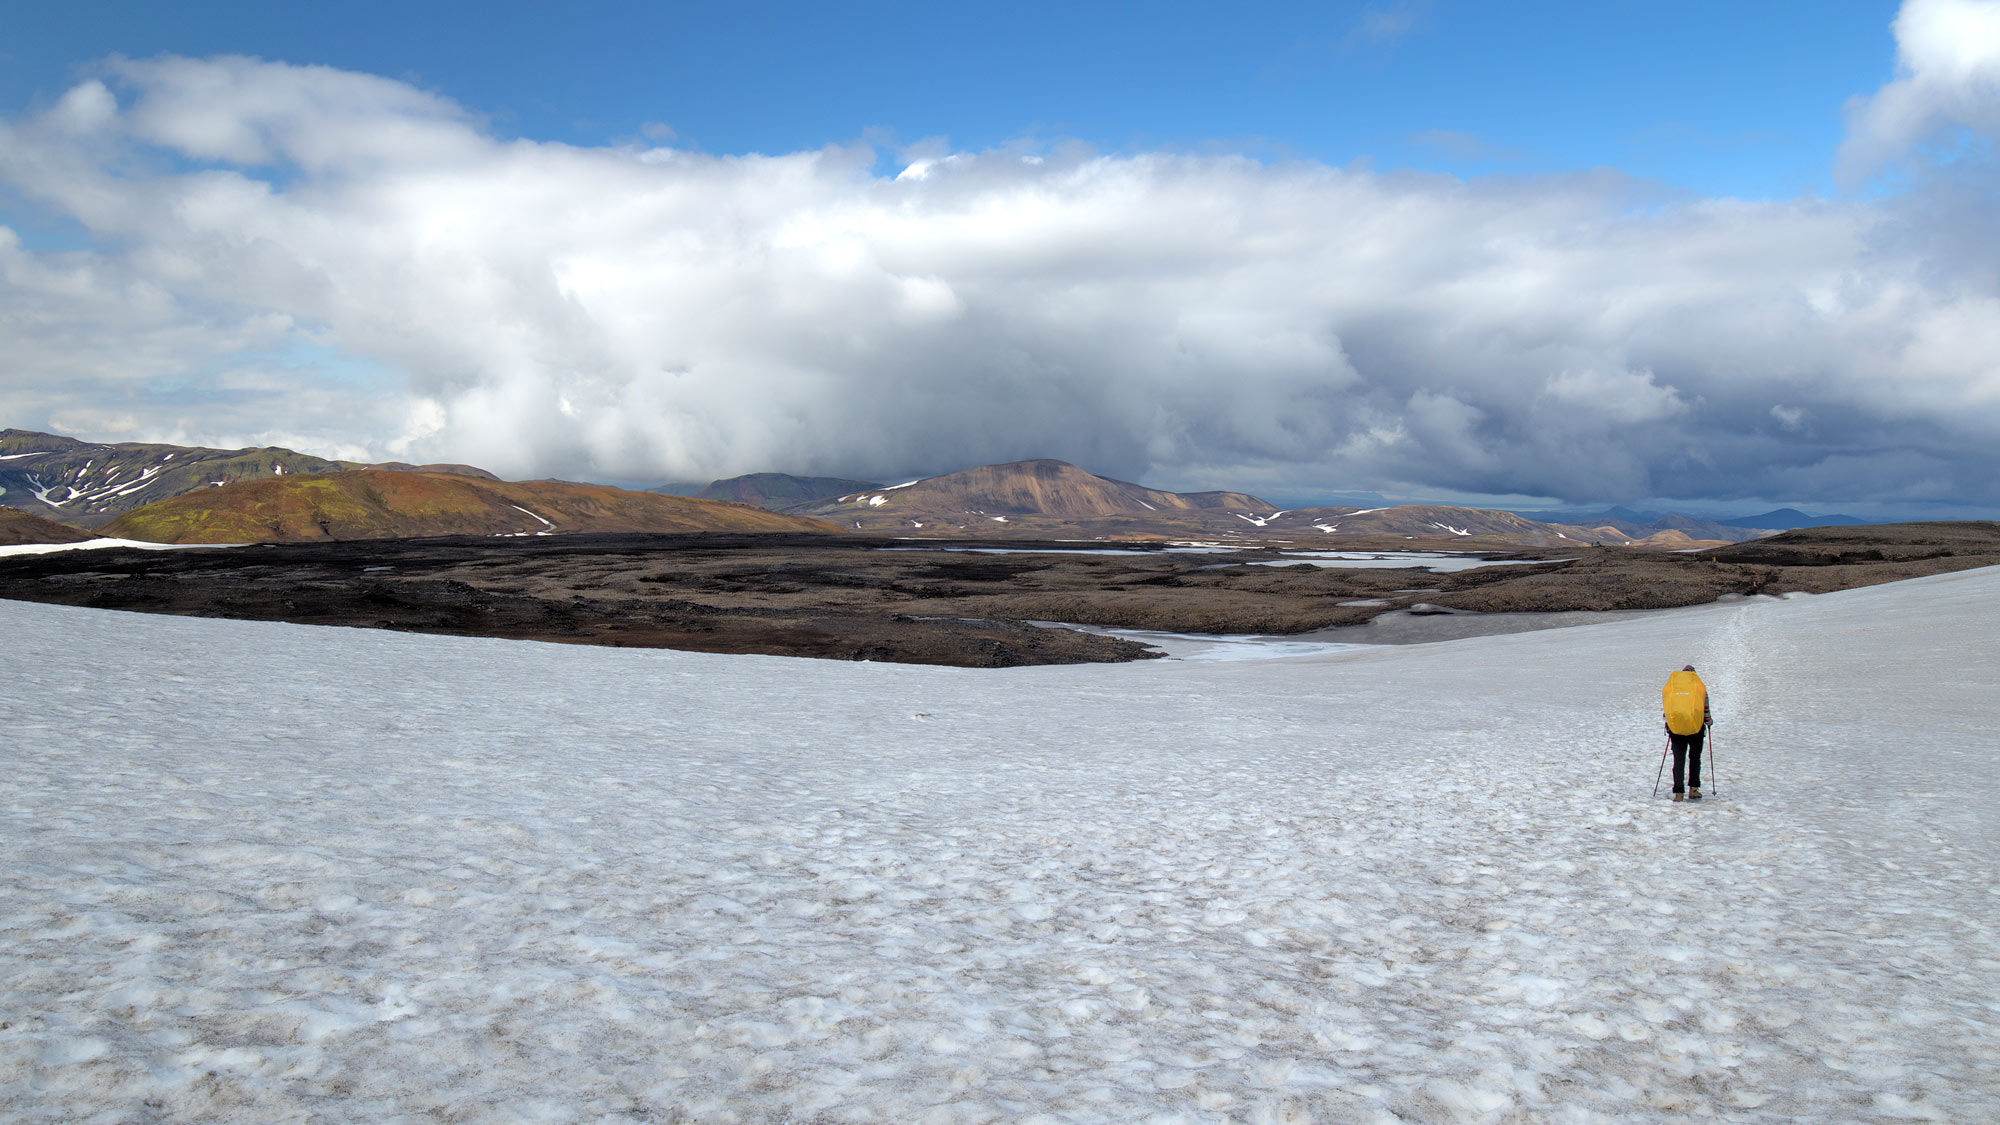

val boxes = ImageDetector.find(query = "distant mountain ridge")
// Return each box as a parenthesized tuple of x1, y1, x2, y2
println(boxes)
(1521, 504, 1875, 539)
(9, 425, 1858, 549)
(765, 459, 1640, 546)
(0, 428, 496, 529)
(788, 459, 1270, 529)
(1716, 508, 1872, 530)
(679, 473, 881, 509)
(100, 470, 839, 543)
(666, 464, 1806, 545)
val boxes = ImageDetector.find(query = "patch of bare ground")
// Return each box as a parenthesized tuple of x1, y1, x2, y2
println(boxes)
(1424, 522, 2000, 614)
(1, 523, 1992, 665)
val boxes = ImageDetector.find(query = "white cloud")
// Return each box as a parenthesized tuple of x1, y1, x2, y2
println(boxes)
(0, 39, 1997, 511)
(49, 79, 117, 133)
(1839, 0, 2000, 183)
(1538, 369, 1688, 427)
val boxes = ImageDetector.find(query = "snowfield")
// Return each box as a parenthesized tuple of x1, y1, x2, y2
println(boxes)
(3, 568, 1996, 1123)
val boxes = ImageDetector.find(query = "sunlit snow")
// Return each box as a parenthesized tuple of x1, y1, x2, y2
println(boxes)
(3, 568, 1996, 1120)
(1218, 552, 1559, 573)
(500, 505, 557, 537)
(0, 539, 241, 558)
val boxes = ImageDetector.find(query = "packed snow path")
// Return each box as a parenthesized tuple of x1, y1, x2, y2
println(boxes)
(3, 569, 1996, 1123)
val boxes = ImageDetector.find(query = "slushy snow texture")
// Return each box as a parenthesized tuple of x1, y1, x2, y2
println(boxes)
(2, 568, 1996, 1121)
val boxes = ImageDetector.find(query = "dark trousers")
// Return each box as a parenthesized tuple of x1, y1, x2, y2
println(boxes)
(1670, 728, 1705, 792)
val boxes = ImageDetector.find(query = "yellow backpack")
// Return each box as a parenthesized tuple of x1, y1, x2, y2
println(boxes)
(1662, 670, 1708, 735)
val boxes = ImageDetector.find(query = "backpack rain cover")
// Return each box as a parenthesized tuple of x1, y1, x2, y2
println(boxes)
(1663, 670, 1708, 736)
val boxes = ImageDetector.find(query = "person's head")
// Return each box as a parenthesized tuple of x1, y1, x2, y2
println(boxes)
(1682, 664, 1696, 672)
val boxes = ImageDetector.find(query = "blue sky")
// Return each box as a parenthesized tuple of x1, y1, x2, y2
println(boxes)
(4, 1, 1900, 198)
(3, 1, 1998, 518)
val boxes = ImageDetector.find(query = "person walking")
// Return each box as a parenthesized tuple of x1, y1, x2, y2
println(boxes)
(1662, 664, 1711, 800)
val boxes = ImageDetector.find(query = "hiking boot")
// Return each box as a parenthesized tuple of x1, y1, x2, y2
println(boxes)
(1689, 788, 1703, 800)
(1672, 791, 1685, 802)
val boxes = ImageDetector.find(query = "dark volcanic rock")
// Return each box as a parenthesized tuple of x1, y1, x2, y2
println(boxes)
(2, 524, 1992, 667)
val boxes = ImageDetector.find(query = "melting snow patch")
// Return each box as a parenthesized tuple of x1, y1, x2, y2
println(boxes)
(1219, 551, 1557, 573)
(0, 539, 243, 557)
(495, 506, 558, 537)
(3, 568, 1999, 1119)
(27, 464, 168, 508)
(867, 495, 888, 507)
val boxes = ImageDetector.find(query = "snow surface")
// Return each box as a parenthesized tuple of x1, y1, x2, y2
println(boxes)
(3, 569, 1998, 1122)
(500, 506, 558, 537)
(0, 539, 241, 558)
(887, 546, 1244, 557)
(1220, 553, 1552, 574)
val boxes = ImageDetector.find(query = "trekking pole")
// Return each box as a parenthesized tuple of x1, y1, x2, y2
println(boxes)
(1708, 720, 1717, 797)
(1651, 737, 1670, 797)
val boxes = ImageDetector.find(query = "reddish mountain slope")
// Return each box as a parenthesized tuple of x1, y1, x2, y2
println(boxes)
(796, 459, 1271, 529)
(0, 506, 96, 546)
(781, 461, 1610, 545)
(100, 471, 842, 543)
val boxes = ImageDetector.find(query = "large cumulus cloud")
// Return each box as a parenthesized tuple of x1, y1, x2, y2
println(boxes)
(2, 26, 1998, 511)
(1840, 0, 2000, 183)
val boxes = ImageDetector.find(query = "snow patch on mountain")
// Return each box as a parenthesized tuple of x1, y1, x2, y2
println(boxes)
(508, 504, 556, 533)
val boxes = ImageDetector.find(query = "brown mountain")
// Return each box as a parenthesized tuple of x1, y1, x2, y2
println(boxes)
(792, 459, 1273, 532)
(370, 461, 501, 479)
(0, 505, 97, 546)
(0, 429, 495, 529)
(99, 470, 841, 543)
(1250, 504, 1619, 546)
(782, 460, 1617, 546)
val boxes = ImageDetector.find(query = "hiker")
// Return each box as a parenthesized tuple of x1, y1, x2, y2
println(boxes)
(1662, 664, 1711, 801)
